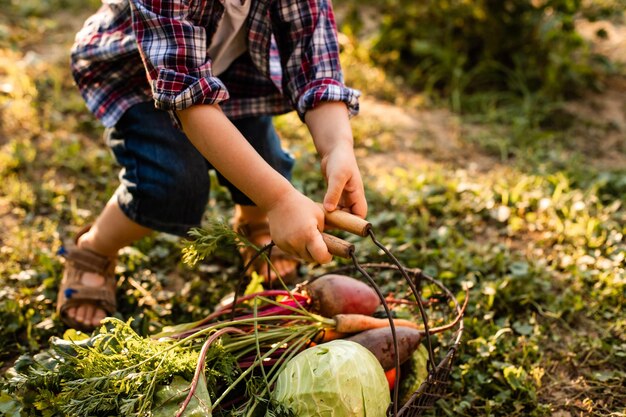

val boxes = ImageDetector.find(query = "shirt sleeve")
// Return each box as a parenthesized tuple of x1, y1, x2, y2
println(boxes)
(129, 0, 229, 113)
(270, 0, 360, 121)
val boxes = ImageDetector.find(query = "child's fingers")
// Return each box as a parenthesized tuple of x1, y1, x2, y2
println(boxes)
(306, 232, 333, 264)
(326, 173, 367, 219)
(343, 186, 368, 218)
(347, 194, 368, 219)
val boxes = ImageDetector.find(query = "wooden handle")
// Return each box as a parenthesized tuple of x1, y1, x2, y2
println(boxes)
(322, 233, 354, 259)
(318, 203, 372, 237)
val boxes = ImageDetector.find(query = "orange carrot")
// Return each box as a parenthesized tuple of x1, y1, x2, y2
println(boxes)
(333, 286, 469, 335)
(333, 314, 420, 333)
(385, 367, 398, 390)
(311, 328, 349, 343)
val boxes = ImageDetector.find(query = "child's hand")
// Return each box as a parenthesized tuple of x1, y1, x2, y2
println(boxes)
(266, 190, 333, 264)
(321, 142, 367, 218)
(304, 102, 368, 219)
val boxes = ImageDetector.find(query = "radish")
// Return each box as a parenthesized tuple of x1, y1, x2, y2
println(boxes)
(331, 286, 469, 335)
(303, 274, 380, 318)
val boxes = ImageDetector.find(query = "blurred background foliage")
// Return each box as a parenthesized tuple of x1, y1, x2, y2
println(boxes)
(337, 0, 625, 124)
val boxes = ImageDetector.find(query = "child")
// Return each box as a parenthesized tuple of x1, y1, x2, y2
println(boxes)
(57, 0, 367, 331)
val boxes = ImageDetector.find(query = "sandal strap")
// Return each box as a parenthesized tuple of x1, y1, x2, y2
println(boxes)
(56, 224, 119, 330)
(59, 225, 116, 275)
(60, 285, 117, 315)
(57, 252, 118, 329)
(61, 241, 115, 275)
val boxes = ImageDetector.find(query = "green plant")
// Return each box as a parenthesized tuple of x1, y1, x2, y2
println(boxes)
(337, 0, 621, 123)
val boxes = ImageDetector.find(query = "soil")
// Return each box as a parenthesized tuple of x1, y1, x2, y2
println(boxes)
(357, 97, 502, 177)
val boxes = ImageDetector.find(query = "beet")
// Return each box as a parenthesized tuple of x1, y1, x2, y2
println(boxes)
(304, 274, 381, 318)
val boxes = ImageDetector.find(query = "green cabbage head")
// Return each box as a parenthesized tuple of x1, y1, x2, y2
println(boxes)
(271, 340, 391, 417)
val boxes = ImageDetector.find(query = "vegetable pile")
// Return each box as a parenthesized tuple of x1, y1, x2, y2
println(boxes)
(4, 222, 467, 417)
(4, 270, 465, 417)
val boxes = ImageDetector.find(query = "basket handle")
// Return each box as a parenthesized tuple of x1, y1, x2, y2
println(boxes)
(322, 233, 354, 259)
(317, 203, 372, 237)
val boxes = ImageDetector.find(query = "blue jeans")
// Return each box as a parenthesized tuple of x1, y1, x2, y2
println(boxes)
(105, 102, 294, 236)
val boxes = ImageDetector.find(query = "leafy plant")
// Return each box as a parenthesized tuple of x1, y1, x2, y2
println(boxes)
(3, 321, 237, 416)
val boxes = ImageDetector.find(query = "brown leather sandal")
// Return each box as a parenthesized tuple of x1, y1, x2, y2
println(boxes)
(56, 226, 117, 331)
(234, 221, 300, 283)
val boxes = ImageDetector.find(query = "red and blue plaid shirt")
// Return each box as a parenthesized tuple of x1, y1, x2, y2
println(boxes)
(71, 0, 360, 128)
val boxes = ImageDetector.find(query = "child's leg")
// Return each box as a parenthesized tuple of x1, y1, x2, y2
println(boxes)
(66, 196, 151, 328)
(59, 101, 213, 329)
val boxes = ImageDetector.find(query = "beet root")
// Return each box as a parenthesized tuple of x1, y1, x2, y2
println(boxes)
(304, 274, 381, 318)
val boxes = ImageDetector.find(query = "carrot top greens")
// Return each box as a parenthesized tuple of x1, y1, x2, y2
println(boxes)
(4, 319, 239, 416)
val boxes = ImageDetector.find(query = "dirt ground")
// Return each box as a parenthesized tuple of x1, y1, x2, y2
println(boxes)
(359, 18, 626, 176)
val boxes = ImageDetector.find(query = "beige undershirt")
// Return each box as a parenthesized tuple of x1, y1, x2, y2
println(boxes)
(208, 0, 251, 76)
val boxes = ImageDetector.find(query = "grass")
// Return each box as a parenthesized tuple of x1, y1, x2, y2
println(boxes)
(1, 2, 625, 416)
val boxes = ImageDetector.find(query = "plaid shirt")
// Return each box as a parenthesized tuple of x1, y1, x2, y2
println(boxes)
(71, 0, 360, 128)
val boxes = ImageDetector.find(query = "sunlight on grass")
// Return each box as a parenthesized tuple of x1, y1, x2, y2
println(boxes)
(337, 32, 405, 103)
(364, 160, 625, 415)
(0, 50, 40, 140)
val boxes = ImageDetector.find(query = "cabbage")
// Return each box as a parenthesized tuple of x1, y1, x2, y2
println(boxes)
(271, 340, 391, 417)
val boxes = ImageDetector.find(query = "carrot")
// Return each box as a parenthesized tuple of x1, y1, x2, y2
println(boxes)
(333, 286, 469, 334)
(345, 327, 423, 371)
(385, 367, 398, 390)
(333, 314, 420, 334)
(311, 328, 349, 343)
(303, 274, 380, 318)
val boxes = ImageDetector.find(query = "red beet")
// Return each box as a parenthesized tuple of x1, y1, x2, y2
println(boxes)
(304, 274, 381, 318)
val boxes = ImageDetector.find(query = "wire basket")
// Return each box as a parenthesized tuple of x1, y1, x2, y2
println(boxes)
(237, 207, 465, 417)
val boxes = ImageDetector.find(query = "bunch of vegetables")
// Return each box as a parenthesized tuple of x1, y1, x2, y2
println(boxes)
(4, 218, 466, 416)
(4, 271, 465, 417)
